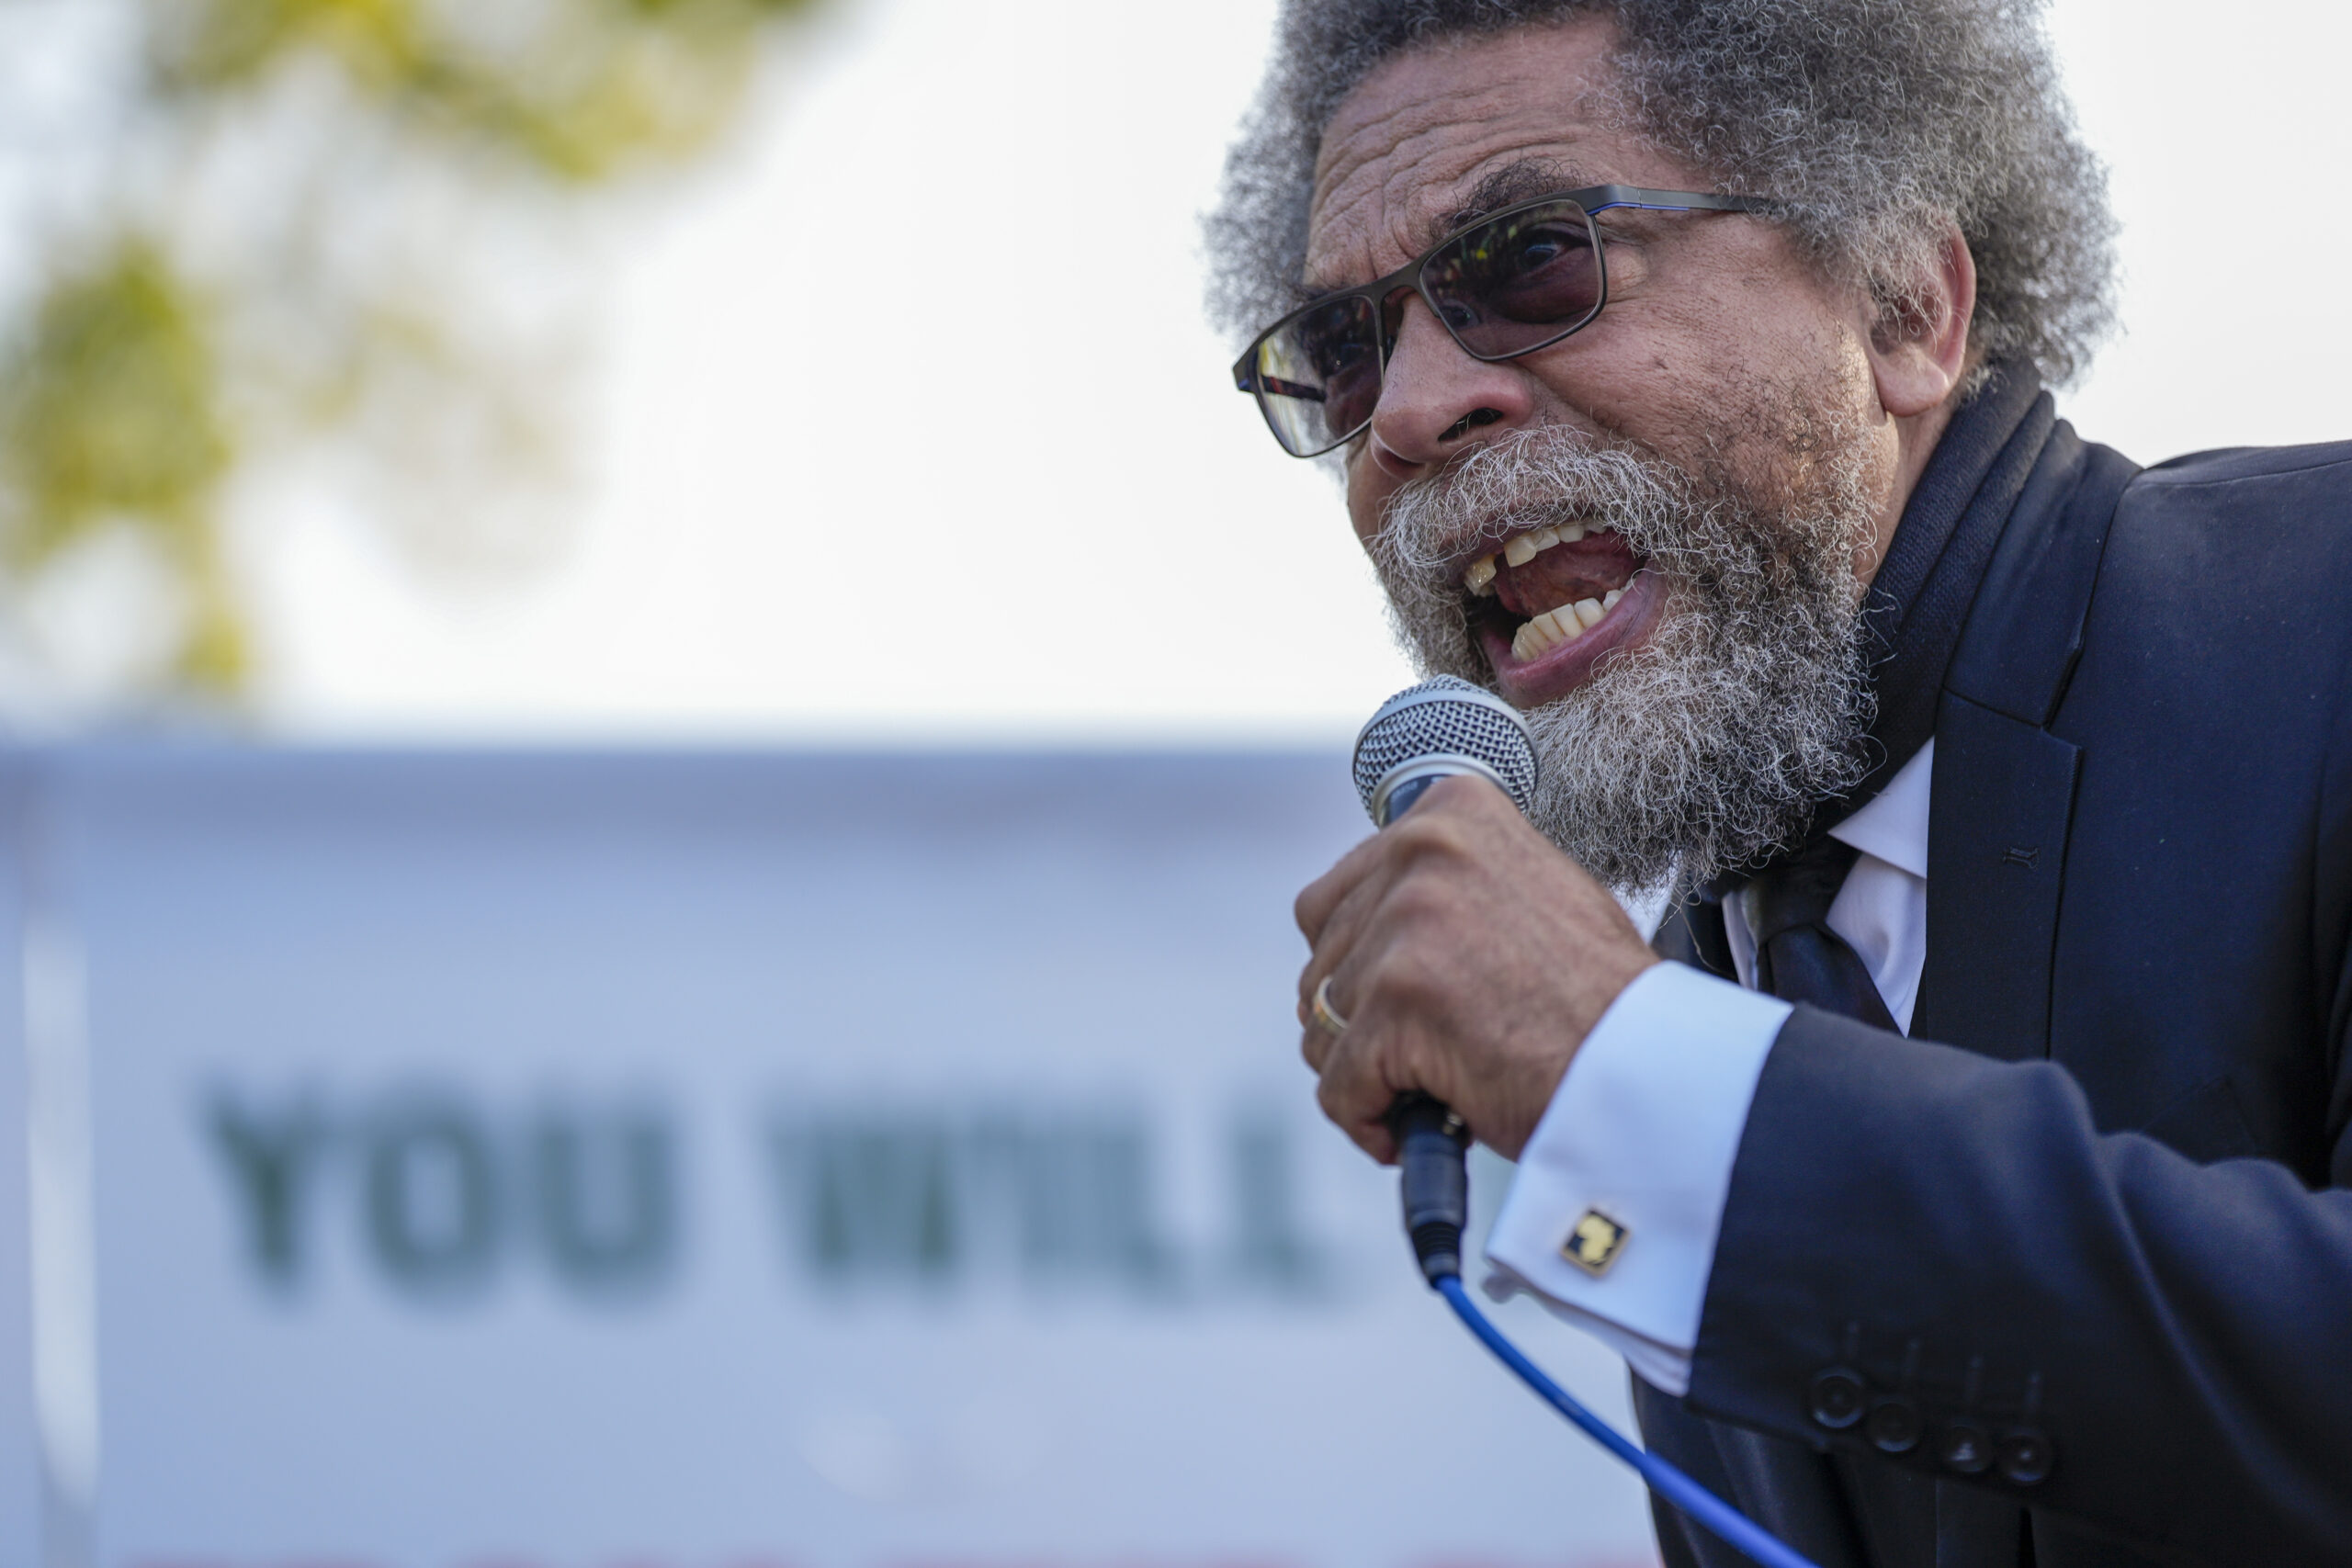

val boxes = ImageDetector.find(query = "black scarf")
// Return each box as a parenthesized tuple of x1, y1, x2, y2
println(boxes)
(1715, 364, 2054, 892)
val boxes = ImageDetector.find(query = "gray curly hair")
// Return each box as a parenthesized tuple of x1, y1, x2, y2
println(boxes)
(1205, 0, 2115, 388)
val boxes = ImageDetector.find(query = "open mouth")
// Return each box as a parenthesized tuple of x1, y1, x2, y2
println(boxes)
(1462, 521, 1662, 708)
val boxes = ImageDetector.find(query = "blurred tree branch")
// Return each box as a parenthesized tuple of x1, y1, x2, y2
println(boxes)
(0, 0, 820, 702)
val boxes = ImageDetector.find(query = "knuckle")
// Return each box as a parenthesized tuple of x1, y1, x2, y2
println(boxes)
(1385, 877, 1447, 923)
(1377, 951, 1443, 1010)
(1388, 813, 1461, 855)
(1382, 878, 1465, 941)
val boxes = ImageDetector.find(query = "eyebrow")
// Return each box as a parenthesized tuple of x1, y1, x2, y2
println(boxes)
(1430, 158, 1598, 241)
(1295, 157, 1609, 300)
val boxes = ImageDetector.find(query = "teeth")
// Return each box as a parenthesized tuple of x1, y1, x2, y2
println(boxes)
(1510, 604, 1585, 662)
(1510, 585, 1632, 663)
(1464, 555, 1498, 595)
(1498, 522, 1594, 570)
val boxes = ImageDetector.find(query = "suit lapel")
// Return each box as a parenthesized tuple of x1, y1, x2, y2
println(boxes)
(1909, 431, 2138, 1058)
(1910, 696, 2080, 1058)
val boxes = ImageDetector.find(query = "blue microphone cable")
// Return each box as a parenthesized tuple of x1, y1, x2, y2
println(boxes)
(1392, 1096, 1821, 1568)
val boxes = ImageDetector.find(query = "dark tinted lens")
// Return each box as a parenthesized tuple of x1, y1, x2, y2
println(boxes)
(1250, 294, 1382, 456)
(1422, 200, 1601, 358)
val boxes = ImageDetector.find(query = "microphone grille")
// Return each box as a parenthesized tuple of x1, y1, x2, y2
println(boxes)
(1351, 675, 1539, 820)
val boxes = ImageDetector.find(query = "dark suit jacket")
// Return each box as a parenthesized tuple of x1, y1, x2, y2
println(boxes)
(1640, 411, 2352, 1568)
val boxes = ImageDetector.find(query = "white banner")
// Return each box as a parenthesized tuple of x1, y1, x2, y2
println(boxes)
(0, 748, 1657, 1568)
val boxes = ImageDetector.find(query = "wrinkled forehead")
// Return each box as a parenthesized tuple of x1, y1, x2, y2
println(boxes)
(1303, 20, 1653, 292)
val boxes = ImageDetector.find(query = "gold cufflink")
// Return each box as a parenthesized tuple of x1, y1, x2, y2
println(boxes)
(1563, 1208, 1630, 1275)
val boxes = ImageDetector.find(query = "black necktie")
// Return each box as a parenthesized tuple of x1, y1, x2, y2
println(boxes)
(1741, 835, 1897, 1030)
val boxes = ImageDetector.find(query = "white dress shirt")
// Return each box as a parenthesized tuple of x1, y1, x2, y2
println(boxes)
(1483, 739, 1935, 1395)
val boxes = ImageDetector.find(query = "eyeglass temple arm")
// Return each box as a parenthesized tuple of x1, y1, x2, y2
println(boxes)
(1235, 369, 1326, 400)
(1579, 186, 1778, 215)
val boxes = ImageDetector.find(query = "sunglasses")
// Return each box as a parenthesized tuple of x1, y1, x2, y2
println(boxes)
(1232, 186, 1778, 458)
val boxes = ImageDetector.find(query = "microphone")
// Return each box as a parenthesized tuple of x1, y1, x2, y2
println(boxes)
(1352, 674, 1540, 827)
(1350, 675, 1539, 1285)
(1348, 677, 1823, 1568)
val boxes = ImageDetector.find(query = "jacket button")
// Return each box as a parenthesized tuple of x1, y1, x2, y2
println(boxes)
(1865, 1397, 1923, 1454)
(1808, 1368, 1867, 1429)
(1997, 1427, 2055, 1486)
(1939, 1421, 1993, 1475)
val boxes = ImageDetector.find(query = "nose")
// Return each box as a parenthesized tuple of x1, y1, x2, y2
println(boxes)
(1363, 293, 1538, 476)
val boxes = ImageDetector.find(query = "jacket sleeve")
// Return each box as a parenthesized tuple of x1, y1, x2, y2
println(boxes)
(1682, 1006, 2352, 1565)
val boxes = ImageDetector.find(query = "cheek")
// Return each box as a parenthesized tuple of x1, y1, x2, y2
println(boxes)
(1623, 310, 1873, 468)
(1725, 286, 1881, 424)
(1612, 253, 1860, 394)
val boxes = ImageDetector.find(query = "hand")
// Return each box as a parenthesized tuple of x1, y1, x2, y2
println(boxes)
(1295, 774, 1659, 1163)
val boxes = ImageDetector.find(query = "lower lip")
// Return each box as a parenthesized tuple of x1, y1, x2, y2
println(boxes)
(1478, 569, 1664, 708)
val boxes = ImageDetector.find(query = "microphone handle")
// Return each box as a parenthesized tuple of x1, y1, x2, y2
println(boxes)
(1391, 1092, 1470, 1285)
(1375, 764, 1478, 1285)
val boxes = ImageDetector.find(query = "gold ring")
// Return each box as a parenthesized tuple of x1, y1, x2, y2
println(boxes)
(1311, 976, 1350, 1037)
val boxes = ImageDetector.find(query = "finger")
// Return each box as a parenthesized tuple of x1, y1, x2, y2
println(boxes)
(1294, 850, 1407, 1023)
(1297, 946, 1364, 1077)
(1317, 1053, 1401, 1166)
(1312, 991, 1416, 1165)
(1294, 829, 1394, 946)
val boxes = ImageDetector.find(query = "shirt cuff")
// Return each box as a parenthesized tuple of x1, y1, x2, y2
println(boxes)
(1482, 961, 1790, 1398)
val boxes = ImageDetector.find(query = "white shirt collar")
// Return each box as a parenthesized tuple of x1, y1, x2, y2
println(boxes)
(1828, 738, 1933, 879)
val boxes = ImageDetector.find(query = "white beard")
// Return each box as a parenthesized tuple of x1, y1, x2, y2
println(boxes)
(1368, 418, 1880, 895)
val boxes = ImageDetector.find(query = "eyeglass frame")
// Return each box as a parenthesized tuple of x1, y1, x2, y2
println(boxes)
(1231, 185, 1781, 457)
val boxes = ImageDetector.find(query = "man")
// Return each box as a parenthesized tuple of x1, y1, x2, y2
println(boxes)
(1207, 3, 2352, 1566)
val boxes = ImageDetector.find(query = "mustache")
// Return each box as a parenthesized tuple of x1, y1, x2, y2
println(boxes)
(1370, 426, 1694, 582)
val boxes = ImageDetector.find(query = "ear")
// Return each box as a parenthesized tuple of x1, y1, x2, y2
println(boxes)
(1865, 222, 1977, 419)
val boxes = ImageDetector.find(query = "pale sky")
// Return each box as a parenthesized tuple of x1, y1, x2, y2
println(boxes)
(242, 0, 2352, 744)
